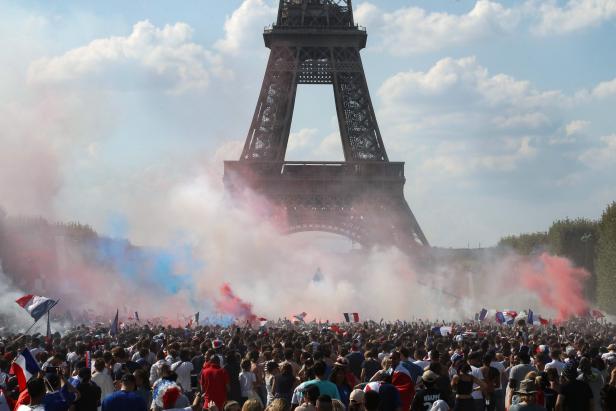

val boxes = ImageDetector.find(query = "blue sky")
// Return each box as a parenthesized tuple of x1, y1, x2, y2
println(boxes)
(1, 0, 615, 248)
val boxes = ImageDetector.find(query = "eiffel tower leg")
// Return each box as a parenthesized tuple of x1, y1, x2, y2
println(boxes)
(331, 47, 388, 162)
(242, 46, 299, 161)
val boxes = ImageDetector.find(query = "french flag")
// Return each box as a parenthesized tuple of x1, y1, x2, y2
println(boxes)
(15, 295, 57, 322)
(10, 348, 41, 391)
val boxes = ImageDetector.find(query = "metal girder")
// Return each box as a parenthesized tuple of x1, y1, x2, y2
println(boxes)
(229, 0, 429, 250)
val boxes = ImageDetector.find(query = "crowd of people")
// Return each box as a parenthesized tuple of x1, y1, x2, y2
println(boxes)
(0, 317, 616, 411)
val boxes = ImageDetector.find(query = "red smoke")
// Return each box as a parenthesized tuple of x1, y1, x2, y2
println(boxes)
(216, 283, 257, 323)
(519, 252, 589, 320)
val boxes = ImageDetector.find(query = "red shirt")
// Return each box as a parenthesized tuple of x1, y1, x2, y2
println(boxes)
(13, 389, 30, 410)
(199, 363, 229, 409)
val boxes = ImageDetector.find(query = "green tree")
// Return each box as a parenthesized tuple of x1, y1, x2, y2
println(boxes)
(596, 202, 616, 314)
(498, 232, 548, 255)
(547, 218, 598, 300)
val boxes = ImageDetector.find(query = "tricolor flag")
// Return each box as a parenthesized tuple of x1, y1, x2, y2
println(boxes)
(10, 348, 41, 391)
(591, 309, 605, 319)
(15, 295, 57, 322)
(503, 310, 518, 325)
(431, 326, 452, 336)
(539, 316, 549, 325)
(479, 308, 488, 321)
(495, 311, 505, 324)
(343, 313, 360, 323)
(258, 317, 268, 327)
(293, 312, 307, 322)
(109, 309, 119, 337)
(527, 309, 534, 325)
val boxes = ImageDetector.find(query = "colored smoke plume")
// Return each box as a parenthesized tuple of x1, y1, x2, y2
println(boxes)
(215, 282, 257, 323)
(518, 252, 589, 320)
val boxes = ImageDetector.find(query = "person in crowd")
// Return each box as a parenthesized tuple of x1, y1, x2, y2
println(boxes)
(200, 354, 230, 409)
(134, 368, 153, 408)
(101, 373, 148, 411)
(411, 370, 446, 411)
(509, 379, 546, 411)
(17, 378, 46, 411)
(265, 361, 279, 406)
(240, 358, 259, 405)
(273, 362, 295, 405)
(451, 362, 486, 411)
(554, 361, 593, 411)
(329, 361, 352, 408)
(74, 367, 102, 411)
(171, 350, 194, 397)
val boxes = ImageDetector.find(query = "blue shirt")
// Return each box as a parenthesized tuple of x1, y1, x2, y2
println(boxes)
(43, 385, 76, 411)
(101, 390, 147, 411)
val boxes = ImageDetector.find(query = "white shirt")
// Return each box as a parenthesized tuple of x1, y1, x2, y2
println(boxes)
(239, 371, 257, 398)
(150, 359, 169, 385)
(490, 361, 505, 390)
(471, 366, 484, 400)
(92, 370, 115, 401)
(545, 360, 566, 375)
(171, 361, 194, 392)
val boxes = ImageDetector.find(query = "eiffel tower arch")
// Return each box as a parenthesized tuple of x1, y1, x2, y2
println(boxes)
(224, 0, 429, 251)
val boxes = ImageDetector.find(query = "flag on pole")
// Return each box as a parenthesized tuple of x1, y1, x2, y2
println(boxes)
(343, 313, 360, 323)
(539, 316, 549, 325)
(135, 311, 140, 322)
(10, 348, 41, 391)
(258, 317, 268, 327)
(109, 309, 119, 337)
(479, 308, 488, 321)
(15, 294, 57, 322)
(193, 312, 199, 326)
(527, 309, 534, 324)
(495, 311, 505, 324)
(293, 312, 307, 322)
(46, 312, 52, 344)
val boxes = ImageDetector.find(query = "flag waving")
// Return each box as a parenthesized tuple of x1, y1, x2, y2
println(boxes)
(15, 294, 57, 322)
(10, 348, 41, 391)
(293, 312, 307, 322)
(109, 309, 119, 337)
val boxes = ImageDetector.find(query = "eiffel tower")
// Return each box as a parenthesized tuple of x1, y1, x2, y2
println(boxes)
(224, 0, 429, 250)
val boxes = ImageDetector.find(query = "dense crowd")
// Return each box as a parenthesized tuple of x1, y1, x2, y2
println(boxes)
(1, 318, 616, 411)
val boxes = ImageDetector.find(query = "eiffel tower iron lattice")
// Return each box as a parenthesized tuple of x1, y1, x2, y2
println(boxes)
(224, 0, 429, 250)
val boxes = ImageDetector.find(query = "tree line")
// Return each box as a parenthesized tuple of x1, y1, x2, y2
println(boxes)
(498, 202, 616, 314)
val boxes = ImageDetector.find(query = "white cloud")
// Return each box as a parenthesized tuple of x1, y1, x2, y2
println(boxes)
(579, 134, 616, 168)
(28, 20, 223, 93)
(592, 77, 616, 98)
(565, 120, 590, 136)
(533, 0, 616, 35)
(355, 0, 616, 55)
(288, 128, 319, 152)
(359, 1, 519, 55)
(215, 0, 277, 54)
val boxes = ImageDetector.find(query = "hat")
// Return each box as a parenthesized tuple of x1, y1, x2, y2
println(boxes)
(515, 379, 537, 395)
(422, 370, 439, 383)
(350, 389, 365, 403)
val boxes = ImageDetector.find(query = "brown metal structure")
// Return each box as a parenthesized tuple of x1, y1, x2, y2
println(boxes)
(224, 0, 428, 250)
